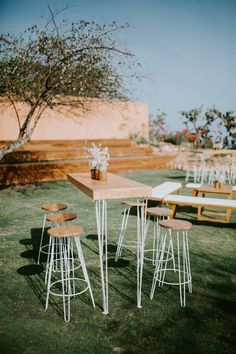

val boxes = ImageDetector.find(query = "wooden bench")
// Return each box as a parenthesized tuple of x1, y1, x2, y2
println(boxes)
(149, 182, 182, 201)
(185, 183, 236, 193)
(162, 194, 236, 223)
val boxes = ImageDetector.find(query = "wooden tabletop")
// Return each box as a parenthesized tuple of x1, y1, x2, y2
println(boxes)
(198, 184, 233, 195)
(67, 172, 152, 201)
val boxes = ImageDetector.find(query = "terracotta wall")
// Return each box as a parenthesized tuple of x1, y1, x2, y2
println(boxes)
(0, 97, 149, 140)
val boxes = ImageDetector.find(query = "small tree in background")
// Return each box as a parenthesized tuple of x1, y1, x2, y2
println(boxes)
(180, 106, 236, 148)
(205, 107, 236, 148)
(0, 6, 138, 159)
(180, 106, 212, 148)
(149, 109, 168, 144)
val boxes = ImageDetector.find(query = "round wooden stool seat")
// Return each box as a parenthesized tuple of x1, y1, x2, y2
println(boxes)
(47, 212, 77, 223)
(147, 207, 172, 217)
(159, 219, 192, 231)
(48, 225, 84, 238)
(45, 224, 95, 321)
(151, 218, 193, 307)
(122, 200, 145, 207)
(41, 203, 67, 212)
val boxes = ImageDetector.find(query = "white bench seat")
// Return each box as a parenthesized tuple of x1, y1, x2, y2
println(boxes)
(163, 194, 236, 209)
(150, 182, 182, 201)
(185, 183, 236, 192)
(163, 194, 236, 223)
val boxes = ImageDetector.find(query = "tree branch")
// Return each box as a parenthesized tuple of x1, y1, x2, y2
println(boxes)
(7, 93, 21, 130)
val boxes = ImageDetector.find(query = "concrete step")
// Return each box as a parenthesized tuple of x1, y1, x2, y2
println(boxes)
(0, 154, 176, 185)
(1, 146, 154, 163)
(0, 138, 134, 150)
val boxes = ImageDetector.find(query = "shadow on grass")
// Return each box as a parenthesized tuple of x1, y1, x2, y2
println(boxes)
(86, 233, 98, 240)
(16, 262, 48, 313)
(17, 264, 44, 276)
(17, 230, 102, 318)
(177, 216, 236, 229)
(19, 238, 32, 246)
(20, 249, 38, 260)
(163, 173, 185, 180)
(107, 258, 130, 268)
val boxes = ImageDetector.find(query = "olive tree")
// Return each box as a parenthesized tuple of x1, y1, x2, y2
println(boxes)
(149, 109, 168, 144)
(180, 106, 236, 148)
(0, 6, 137, 159)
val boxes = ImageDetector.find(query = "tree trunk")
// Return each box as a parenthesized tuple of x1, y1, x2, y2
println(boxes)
(0, 101, 46, 160)
(0, 136, 31, 160)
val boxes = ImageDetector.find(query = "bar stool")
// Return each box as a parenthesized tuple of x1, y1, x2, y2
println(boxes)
(115, 202, 172, 264)
(115, 200, 146, 262)
(45, 225, 95, 322)
(44, 212, 77, 284)
(146, 207, 174, 265)
(150, 219, 192, 307)
(38, 203, 69, 264)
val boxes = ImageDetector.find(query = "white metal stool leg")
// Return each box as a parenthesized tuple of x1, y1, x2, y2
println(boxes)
(136, 198, 147, 308)
(150, 230, 167, 299)
(95, 199, 109, 314)
(115, 201, 147, 262)
(38, 213, 47, 264)
(45, 237, 55, 310)
(60, 238, 70, 322)
(143, 214, 157, 265)
(38, 203, 69, 264)
(184, 230, 192, 293)
(145, 208, 174, 266)
(115, 207, 130, 261)
(74, 237, 95, 308)
(159, 229, 176, 285)
(150, 219, 192, 307)
(45, 225, 95, 322)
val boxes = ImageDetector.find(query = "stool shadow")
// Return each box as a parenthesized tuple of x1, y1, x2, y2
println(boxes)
(17, 264, 44, 276)
(17, 264, 48, 309)
(19, 238, 32, 246)
(31, 227, 50, 263)
(87, 266, 136, 307)
(107, 244, 117, 253)
(19, 229, 98, 320)
(174, 216, 236, 228)
(18, 235, 65, 319)
(20, 249, 38, 262)
(86, 233, 98, 240)
(81, 239, 99, 256)
(18, 253, 94, 319)
(107, 258, 130, 268)
(19, 236, 38, 262)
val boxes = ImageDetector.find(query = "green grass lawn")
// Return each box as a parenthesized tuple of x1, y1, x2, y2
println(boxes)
(0, 169, 235, 354)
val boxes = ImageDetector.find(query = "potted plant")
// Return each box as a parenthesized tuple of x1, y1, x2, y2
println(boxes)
(84, 143, 110, 180)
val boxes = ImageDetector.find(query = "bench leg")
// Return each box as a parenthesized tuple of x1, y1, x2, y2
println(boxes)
(170, 205, 177, 219)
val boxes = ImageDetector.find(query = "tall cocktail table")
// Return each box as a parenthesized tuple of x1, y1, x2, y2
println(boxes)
(67, 172, 152, 314)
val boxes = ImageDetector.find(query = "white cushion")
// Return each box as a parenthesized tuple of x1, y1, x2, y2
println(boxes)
(163, 194, 236, 209)
(151, 182, 182, 200)
(185, 183, 236, 192)
(185, 183, 201, 189)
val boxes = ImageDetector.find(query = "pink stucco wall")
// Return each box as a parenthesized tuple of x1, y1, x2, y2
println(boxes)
(0, 97, 149, 140)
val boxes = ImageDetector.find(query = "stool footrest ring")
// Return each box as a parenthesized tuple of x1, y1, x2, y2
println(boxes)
(48, 277, 88, 297)
(154, 268, 191, 286)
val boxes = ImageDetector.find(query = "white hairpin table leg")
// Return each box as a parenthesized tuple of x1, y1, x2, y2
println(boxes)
(136, 198, 147, 308)
(95, 199, 108, 314)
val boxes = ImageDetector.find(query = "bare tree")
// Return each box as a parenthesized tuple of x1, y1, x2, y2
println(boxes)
(0, 6, 137, 159)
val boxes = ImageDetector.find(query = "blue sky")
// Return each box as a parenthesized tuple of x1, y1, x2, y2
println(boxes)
(0, 0, 235, 131)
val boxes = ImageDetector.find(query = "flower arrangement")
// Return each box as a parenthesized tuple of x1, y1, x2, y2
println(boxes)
(213, 168, 225, 189)
(84, 143, 110, 180)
